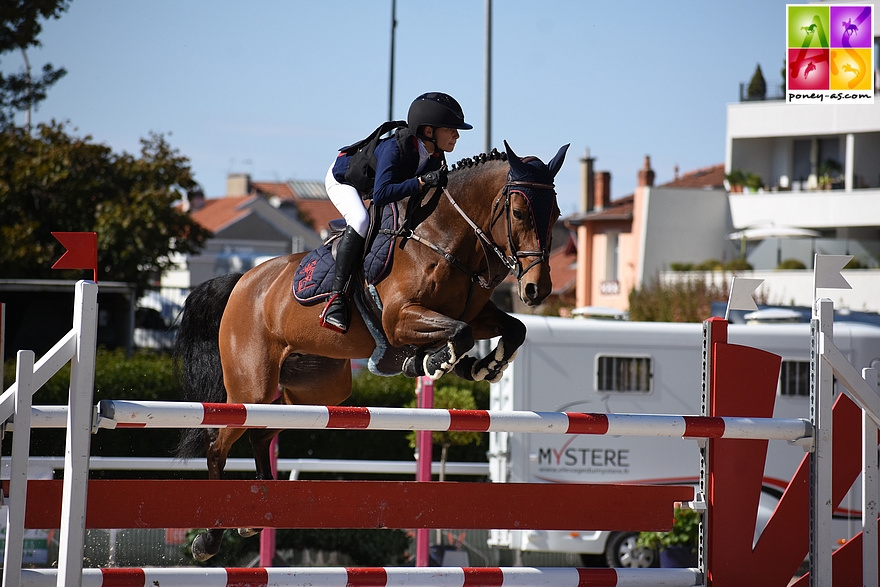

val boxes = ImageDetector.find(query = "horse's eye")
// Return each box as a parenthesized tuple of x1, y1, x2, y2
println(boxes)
(512, 209, 524, 221)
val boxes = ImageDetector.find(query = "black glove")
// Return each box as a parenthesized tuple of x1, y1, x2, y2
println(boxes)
(420, 168, 447, 190)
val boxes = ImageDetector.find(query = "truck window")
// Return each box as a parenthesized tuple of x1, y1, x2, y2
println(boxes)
(779, 360, 810, 396)
(596, 355, 652, 393)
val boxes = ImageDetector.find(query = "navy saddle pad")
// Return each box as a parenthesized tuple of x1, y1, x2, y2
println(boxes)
(292, 204, 398, 304)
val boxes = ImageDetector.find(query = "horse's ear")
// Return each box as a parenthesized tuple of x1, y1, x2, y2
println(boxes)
(548, 143, 570, 179)
(504, 140, 530, 179)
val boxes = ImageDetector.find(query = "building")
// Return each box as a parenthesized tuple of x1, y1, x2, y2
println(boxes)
(161, 174, 328, 291)
(560, 26, 880, 315)
(563, 156, 731, 313)
(722, 42, 880, 310)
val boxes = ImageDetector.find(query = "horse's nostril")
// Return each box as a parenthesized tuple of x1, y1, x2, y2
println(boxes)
(525, 282, 538, 300)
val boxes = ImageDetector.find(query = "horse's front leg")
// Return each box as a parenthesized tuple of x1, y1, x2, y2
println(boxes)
(452, 302, 525, 383)
(387, 305, 474, 380)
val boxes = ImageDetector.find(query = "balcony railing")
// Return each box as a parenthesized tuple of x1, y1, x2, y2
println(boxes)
(738, 82, 786, 102)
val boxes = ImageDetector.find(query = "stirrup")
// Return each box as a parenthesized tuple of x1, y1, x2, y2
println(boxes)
(320, 293, 350, 334)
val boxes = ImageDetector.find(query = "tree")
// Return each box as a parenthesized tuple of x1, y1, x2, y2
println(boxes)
(406, 385, 482, 482)
(747, 63, 767, 100)
(0, 122, 212, 295)
(0, 0, 70, 129)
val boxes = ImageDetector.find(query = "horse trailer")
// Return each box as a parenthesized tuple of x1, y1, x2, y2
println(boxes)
(487, 314, 880, 567)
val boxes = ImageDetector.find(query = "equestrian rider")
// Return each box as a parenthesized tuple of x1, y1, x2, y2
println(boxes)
(321, 92, 472, 333)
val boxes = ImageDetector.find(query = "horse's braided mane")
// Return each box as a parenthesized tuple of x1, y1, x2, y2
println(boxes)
(449, 148, 507, 174)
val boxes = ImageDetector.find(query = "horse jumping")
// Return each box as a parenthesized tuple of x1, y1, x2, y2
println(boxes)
(173, 141, 569, 561)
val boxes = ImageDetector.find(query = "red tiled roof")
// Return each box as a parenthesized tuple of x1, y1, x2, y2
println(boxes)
(659, 163, 725, 189)
(248, 179, 340, 232)
(295, 199, 341, 233)
(252, 181, 294, 199)
(190, 196, 258, 233)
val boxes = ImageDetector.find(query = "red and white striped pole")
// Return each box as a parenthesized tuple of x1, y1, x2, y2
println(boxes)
(415, 376, 434, 567)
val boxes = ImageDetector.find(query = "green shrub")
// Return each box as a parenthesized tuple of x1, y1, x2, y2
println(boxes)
(776, 259, 806, 270)
(695, 259, 724, 271)
(669, 263, 694, 272)
(628, 277, 729, 323)
(723, 258, 753, 271)
(638, 507, 700, 553)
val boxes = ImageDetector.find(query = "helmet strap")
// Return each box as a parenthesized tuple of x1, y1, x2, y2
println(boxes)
(420, 126, 439, 152)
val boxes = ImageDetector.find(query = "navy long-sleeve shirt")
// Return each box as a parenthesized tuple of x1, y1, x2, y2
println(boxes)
(333, 129, 444, 206)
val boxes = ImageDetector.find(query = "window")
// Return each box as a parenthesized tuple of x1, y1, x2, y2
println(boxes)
(597, 356, 652, 393)
(779, 360, 810, 396)
(605, 232, 619, 282)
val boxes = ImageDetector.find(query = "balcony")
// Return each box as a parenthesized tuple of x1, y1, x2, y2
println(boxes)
(728, 187, 880, 231)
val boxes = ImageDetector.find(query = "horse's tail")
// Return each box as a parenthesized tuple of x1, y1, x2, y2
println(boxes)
(173, 272, 244, 459)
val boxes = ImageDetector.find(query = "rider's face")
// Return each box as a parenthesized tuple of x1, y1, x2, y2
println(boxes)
(431, 127, 459, 153)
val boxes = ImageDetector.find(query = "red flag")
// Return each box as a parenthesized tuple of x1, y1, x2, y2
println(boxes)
(51, 232, 98, 282)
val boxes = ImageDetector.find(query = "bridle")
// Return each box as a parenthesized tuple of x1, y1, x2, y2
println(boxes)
(495, 177, 557, 279)
(378, 172, 556, 318)
(409, 170, 556, 288)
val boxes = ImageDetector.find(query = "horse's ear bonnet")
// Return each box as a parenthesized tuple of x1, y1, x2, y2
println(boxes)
(503, 141, 570, 249)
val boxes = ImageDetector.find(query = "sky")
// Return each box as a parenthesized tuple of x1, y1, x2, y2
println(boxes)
(4, 0, 790, 217)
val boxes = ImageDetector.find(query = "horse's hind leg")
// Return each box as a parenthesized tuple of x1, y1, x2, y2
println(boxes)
(191, 426, 247, 562)
(235, 427, 282, 539)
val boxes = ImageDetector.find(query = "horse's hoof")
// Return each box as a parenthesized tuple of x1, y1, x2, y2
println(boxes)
(238, 527, 261, 538)
(191, 533, 217, 562)
(423, 341, 458, 379)
(452, 356, 478, 380)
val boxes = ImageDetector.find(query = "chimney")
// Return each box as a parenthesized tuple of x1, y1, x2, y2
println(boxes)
(184, 185, 206, 212)
(593, 171, 611, 211)
(226, 173, 251, 196)
(637, 155, 655, 187)
(580, 148, 595, 212)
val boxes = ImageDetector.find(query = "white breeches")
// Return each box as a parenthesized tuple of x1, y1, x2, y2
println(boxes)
(325, 164, 369, 237)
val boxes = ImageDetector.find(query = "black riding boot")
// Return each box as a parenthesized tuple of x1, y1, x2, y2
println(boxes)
(320, 226, 366, 334)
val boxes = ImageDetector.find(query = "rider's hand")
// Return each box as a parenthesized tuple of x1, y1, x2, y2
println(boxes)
(419, 168, 447, 190)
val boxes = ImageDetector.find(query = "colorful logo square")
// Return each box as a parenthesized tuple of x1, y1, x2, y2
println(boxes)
(830, 47, 874, 90)
(786, 4, 874, 103)
(788, 48, 830, 90)
(788, 5, 830, 48)
(830, 5, 873, 48)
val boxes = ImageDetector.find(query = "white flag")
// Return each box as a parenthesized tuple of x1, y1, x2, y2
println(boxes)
(814, 255, 852, 289)
(727, 277, 763, 313)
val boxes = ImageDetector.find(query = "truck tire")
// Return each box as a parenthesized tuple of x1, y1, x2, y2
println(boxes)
(604, 532, 658, 568)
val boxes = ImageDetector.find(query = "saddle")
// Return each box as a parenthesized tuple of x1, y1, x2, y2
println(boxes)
(292, 202, 418, 376)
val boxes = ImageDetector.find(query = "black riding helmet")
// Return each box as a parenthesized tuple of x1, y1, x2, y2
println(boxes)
(407, 92, 473, 141)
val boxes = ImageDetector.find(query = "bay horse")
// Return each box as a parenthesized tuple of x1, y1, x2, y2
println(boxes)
(173, 141, 569, 561)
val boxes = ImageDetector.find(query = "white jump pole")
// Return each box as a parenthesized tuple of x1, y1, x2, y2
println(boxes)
(56, 280, 99, 587)
(20, 566, 703, 587)
(862, 367, 878, 587)
(2, 350, 34, 587)
(95, 400, 812, 441)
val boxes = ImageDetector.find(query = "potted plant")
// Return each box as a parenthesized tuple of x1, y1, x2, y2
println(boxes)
(637, 507, 700, 568)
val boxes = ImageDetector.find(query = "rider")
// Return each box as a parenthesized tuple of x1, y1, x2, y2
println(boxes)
(321, 92, 472, 333)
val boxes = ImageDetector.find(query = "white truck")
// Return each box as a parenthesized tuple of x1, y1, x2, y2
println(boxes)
(487, 314, 880, 567)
